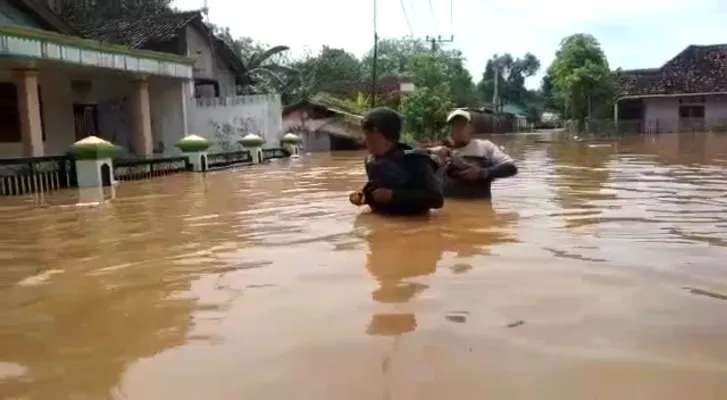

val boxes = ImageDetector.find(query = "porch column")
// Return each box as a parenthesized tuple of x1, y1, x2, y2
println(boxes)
(130, 79, 153, 156)
(14, 69, 44, 157)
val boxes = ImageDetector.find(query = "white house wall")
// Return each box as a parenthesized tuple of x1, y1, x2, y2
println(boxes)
(643, 97, 679, 133)
(0, 67, 190, 158)
(149, 78, 189, 156)
(642, 95, 727, 133)
(214, 55, 237, 97)
(185, 25, 215, 81)
(0, 68, 75, 158)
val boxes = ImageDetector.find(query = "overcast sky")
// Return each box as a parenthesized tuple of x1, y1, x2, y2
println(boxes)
(173, 0, 727, 88)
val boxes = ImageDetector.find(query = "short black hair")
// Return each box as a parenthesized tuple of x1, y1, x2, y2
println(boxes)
(362, 107, 402, 143)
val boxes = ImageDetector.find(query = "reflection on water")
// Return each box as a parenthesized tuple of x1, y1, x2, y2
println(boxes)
(1, 133, 727, 399)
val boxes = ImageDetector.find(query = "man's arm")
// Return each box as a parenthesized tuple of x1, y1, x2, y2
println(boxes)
(390, 157, 444, 209)
(482, 140, 517, 180)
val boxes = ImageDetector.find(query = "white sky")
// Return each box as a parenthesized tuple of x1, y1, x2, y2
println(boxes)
(173, 0, 727, 89)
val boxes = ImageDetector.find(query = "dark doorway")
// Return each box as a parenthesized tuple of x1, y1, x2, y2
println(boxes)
(73, 103, 100, 141)
(100, 163, 112, 187)
(330, 134, 362, 151)
(679, 105, 705, 132)
(616, 99, 644, 133)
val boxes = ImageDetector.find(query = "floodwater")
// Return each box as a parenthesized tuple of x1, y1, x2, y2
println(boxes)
(1, 132, 727, 400)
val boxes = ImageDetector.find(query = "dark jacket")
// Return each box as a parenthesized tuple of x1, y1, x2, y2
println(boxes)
(362, 143, 444, 215)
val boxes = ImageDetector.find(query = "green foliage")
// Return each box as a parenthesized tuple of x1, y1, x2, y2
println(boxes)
(476, 53, 541, 110)
(401, 54, 453, 141)
(546, 34, 614, 133)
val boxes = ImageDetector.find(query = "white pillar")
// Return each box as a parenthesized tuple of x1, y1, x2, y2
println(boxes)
(249, 146, 263, 164)
(130, 79, 153, 157)
(283, 143, 300, 156)
(14, 69, 44, 157)
(184, 151, 208, 171)
(75, 158, 114, 188)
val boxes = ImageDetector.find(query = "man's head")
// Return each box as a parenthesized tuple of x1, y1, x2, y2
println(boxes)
(447, 109, 472, 147)
(362, 107, 403, 156)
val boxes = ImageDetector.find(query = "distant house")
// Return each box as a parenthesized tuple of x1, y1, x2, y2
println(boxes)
(73, 10, 246, 99)
(459, 107, 516, 134)
(501, 104, 529, 132)
(615, 44, 727, 133)
(282, 96, 363, 152)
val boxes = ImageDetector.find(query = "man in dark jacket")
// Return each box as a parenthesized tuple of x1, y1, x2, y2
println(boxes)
(440, 109, 518, 199)
(349, 107, 444, 215)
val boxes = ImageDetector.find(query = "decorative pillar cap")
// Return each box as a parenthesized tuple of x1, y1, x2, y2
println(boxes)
(176, 134, 211, 152)
(68, 136, 121, 160)
(281, 132, 302, 144)
(240, 133, 265, 147)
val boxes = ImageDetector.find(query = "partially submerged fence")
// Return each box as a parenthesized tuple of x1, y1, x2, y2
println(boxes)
(564, 118, 727, 136)
(0, 147, 291, 197)
(0, 156, 76, 196)
(113, 156, 191, 181)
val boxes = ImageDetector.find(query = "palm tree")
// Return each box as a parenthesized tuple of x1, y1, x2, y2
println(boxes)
(239, 45, 298, 94)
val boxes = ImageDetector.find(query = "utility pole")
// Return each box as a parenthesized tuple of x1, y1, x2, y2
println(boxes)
(492, 65, 500, 132)
(492, 65, 500, 111)
(425, 35, 454, 53)
(370, 0, 378, 108)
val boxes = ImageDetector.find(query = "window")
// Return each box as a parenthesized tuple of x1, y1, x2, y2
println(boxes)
(679, 105, 705, 119)
(0, 82, 46, 143)
(0, 83, 20, 142)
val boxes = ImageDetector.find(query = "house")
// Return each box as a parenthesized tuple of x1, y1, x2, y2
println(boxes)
(72, 10, 246, 99)
(501, 103, 529, 132)
(0, 0, 194, 159)
(282, 96, 363, 152)
(615, 44, 727, 133)
(459, 107, 516, 134)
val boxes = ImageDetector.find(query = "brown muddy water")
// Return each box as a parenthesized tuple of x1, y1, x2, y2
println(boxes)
(1, 132, 727, 400)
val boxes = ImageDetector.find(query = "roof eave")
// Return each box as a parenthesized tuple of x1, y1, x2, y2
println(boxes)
(616, 91, 727, 101)
(11, 0, 77, 35)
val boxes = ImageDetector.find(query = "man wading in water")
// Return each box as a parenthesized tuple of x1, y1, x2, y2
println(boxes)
(349, 107, 444, 215)
(437, 109, 518, 199)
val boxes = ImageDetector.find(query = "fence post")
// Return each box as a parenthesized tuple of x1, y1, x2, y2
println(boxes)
(240, 133, 265, 164)
(67, 136, 120, 189)
(281, 133, 302, 157)
(176, 134, 211, 172)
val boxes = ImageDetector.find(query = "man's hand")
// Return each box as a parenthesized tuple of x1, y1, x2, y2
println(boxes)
(371, 188, 393, 203)
(349, 191, 365, 206)
(456, 166, 486, 182)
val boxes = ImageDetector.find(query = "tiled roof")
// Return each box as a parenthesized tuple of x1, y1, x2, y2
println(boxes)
(616, 44, 727, 98)
(75, 11, 200, 48)
(10, 0, 75, 34)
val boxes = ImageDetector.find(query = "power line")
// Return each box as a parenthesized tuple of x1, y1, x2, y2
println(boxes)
(450, 0, 453, 34)
(427, 0, 438, 36)
(425, 34, 454, 53)
(400, 0, 414, 36)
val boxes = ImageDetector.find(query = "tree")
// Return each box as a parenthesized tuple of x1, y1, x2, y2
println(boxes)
(547, 34, 613, 133)
(211, 31, 296, 95)
(401, 54, 453, 141)
(361, 38, 478, 108)
(476, 52, 541, 108)
(293, 47, 363, 97)
(235, 45, 295, 94)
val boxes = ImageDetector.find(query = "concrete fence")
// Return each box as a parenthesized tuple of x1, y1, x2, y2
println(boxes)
(186, 94, 284, 153)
